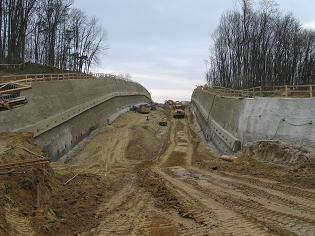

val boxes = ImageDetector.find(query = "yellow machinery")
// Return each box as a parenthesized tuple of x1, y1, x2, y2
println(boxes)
(173, 109, 185, 119)
(172, 101, 185, 119)
(159, 118, 168, 126)
(138, 104, 150, 114)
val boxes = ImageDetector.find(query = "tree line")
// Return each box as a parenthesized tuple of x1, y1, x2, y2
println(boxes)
(207, 0, 315, 89)
(0, 0, 106, 72)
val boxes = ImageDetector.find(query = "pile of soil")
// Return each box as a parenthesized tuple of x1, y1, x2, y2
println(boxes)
(244, 140, 315, 167)
(0, 133, 58, 236)
(192, 138, 315, 189)
(126, 110, 170, 161)
(126, 125, 163, 160)
(137, 168, 180, 210)
(0, 133, 112, 235)
(0, 133, 46, 164)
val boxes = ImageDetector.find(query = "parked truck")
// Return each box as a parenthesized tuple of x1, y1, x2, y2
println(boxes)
(172, 101, 185, 119)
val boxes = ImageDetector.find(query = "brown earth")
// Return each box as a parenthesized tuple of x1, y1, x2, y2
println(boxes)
(243, 140, 315, 167)
(0, 106, 315, 235)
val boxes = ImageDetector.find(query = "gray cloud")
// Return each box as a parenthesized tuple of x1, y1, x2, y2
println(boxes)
(74, 0, 315, 102)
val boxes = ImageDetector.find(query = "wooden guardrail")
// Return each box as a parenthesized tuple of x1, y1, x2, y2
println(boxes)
(204, 85, 315, 98)
(0, 73, 135, 83)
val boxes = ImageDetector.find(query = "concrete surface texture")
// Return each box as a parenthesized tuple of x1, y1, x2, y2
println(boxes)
(191, 88, 315, 153)
(0, 78, 151, 160)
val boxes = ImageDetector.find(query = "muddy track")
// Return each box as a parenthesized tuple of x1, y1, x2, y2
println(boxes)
(57, 108, 315, 236)
(220, 172, 315, 201)
(150, 111, 315, 235)
(153, 118, 272, 235)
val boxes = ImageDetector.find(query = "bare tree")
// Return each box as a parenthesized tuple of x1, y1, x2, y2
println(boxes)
(0, 0, 107, 72)
(207, 0, 315, 88)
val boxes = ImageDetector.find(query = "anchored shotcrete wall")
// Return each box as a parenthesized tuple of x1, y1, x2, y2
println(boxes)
(191, 88, 315, 154)
(0, 78, 151, 160)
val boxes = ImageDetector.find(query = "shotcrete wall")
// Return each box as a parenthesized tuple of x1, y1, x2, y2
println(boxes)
(0, 78, 151, 160)
(191, 88, 315, 154)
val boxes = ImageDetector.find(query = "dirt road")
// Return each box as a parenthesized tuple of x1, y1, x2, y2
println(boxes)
(4, 107, 311, 235)
(48, 107, 314, 236)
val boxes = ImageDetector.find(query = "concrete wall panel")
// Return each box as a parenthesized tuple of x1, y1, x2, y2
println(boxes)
(192, 88, 315, 153)
(0, 78, 151, 160)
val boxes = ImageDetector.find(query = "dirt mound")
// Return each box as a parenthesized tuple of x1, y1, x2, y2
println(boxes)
(0, 133, 114, 235)
(0, 133, 46, 164)
(137, 168, 207, 224)
(126, 125, 161, 160)
(137, 168, 180, 210)
(244, 141, 315, 167)
(0, 133, 58, 236)
(126, 113, 169, 161)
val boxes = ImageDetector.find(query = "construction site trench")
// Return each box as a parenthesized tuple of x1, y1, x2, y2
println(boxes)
(1, 105, 315, 236)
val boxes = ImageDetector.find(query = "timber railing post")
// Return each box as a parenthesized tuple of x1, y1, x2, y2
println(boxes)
(285, 85, 288, 97)
(310, 85, 313, 98)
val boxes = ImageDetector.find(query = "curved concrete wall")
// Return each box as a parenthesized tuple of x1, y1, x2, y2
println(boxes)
(191, 88, 315, 154)
(0, 78, 151, 160)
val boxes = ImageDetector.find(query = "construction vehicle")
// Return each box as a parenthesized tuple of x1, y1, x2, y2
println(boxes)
(150, 102, 157, 111)
(173, 101, 185, 110)
(173, 109, 185, 118)
(172, 101, 186, 119)
(159, 118, 168, 126)
(165, 100, 174, 109)
(165, 100, 173, 105)
(138, 104, 150, 114)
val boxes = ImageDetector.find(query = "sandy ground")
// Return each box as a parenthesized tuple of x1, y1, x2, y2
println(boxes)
(1, 106, 315, 235)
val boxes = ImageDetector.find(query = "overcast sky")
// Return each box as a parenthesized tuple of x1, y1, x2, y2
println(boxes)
(73, 0, 315, 102)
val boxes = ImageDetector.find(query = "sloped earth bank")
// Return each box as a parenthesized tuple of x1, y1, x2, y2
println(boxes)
(243, 140, 315, 168)
(1, 106, 315, 235)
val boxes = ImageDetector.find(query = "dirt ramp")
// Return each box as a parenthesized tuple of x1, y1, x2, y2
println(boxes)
(244, 140, 315, 167)
(126, 111, 169, 161)
(126, 125, 162, 160)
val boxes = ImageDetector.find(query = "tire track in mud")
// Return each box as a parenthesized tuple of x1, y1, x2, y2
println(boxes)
(154, 110, 315, 235)
(169, 168, 315, 236)
(5, 206, 35, 236)
(69, 108, 315, 235)
(188, 167, 315, 218)
(153, 117, 271, 235)
(75, 111, 193, 236)
(93, 186, 149, 235)
(155, 168, 271, 235)
(221, 171, 315, 201)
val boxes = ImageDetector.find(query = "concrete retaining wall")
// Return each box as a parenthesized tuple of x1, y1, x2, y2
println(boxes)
(191, 88, 315, 154)
(0, 78, 151, 160)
